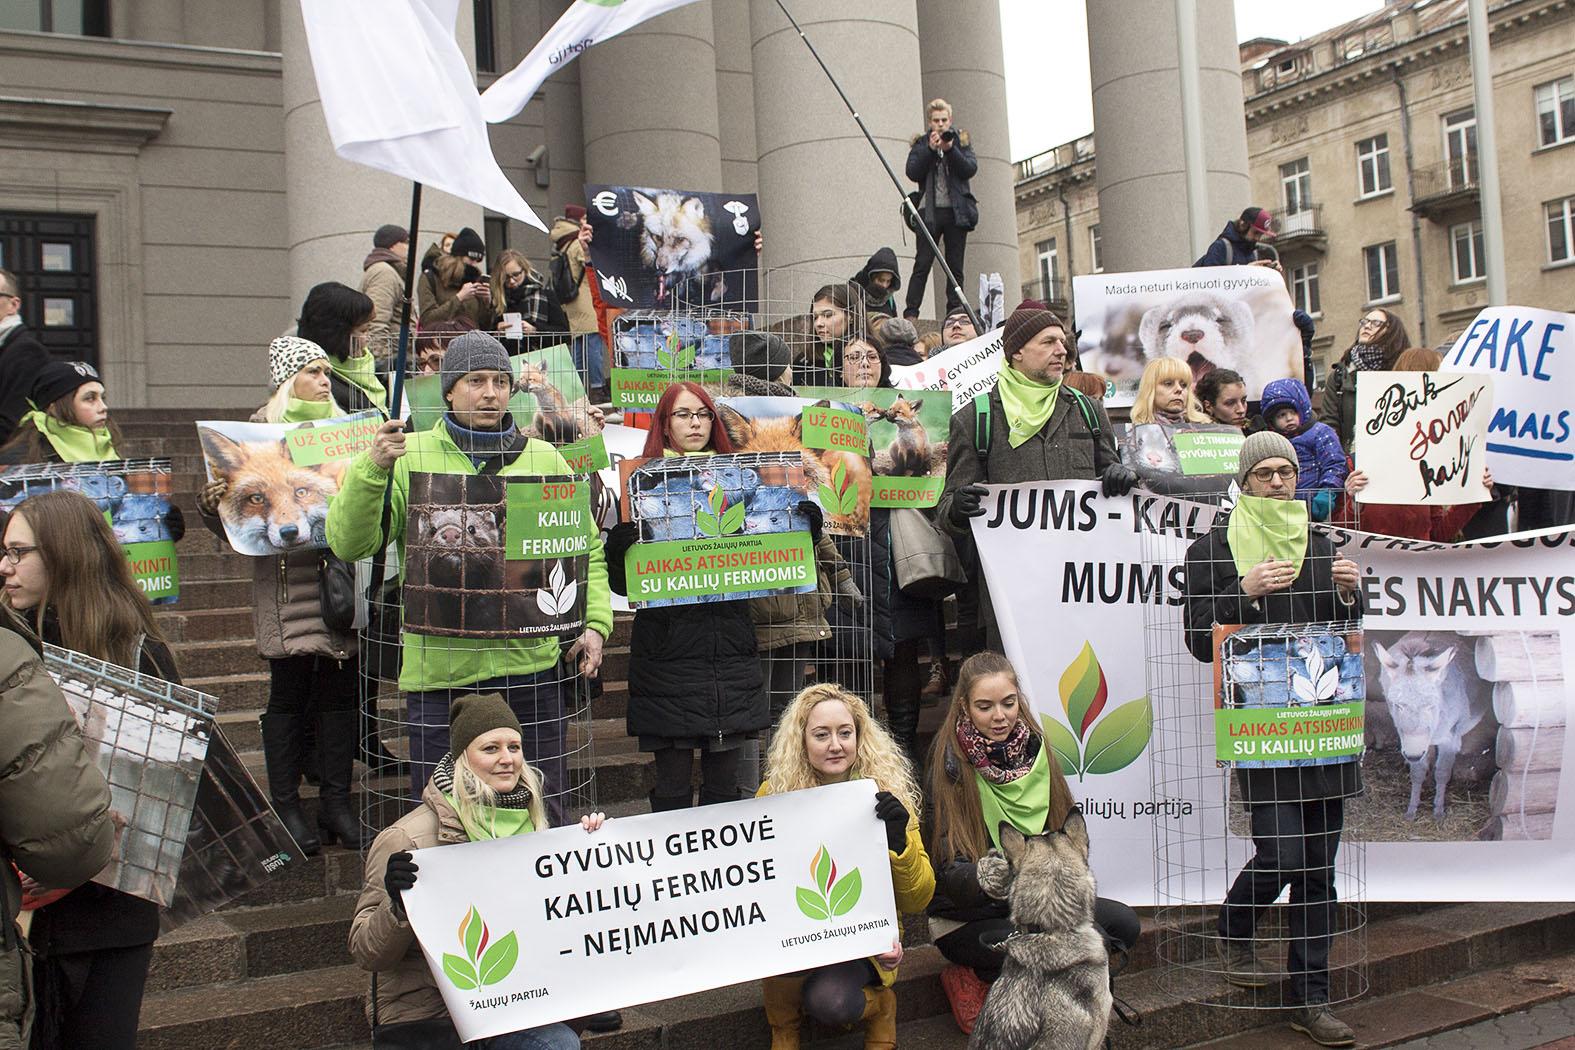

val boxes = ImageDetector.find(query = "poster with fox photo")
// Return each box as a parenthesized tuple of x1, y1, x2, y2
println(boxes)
(1113, 421, 1245, 499)
(610, 311, 741, 411)
(584, 184, 760, 312)
(0, 457, 181, 604)
(618, 452, 817, 609)
(1212, 623, 1367, 770)
(798, 387, 949, 508)
(714, 396, 872, 537)
(1073, 264, 1302, 408)
(403, 471, 592, 639)
(196, 412, 379, 557)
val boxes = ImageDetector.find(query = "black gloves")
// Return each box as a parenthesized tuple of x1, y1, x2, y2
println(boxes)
(603, 521, 640, 596)
(874, 790, 910, 855)
(1101, 462, 1138, 498)
(947, 484, 989, 529)
(384, 850, 419, 918)
(796, 500, 824, 545)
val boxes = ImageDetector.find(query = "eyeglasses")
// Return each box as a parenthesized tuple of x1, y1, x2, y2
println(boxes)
(671, 409, 713, 423)
(1358, 317, 1386, 330)
(943, 316, 971, 328)
(844, 351, 882, 364)
(503, 269, 525, 284)
(1, 544, 39, 565)
(1247, 466, 1299, 483)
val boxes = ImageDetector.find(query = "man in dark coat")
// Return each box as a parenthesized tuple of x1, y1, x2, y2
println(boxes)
(0, 269, 52, 445)
(903, 99, 977, 319)
(1193, 206, 1277, 267)
(850, 246, 902, 315)
(1182, 430, 1362, 1048)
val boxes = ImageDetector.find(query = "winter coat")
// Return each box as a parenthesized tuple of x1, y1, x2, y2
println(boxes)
(349, 780, 468, 1028)
(325, 419, 613, 693)
(329, 354, 390, 419)
(1193, 221, 1258, 267)
(936, 384, 1118, 536)
(795, 342, 846, 390)
(906, 130, 979, 231)
(1319, 355, 1362, 453)
(1259, 379, 1347, 496)
(850, 248, 901, 315)
(549, 218, 599, 336)
(500, 270, 569, 336)
(0, 628, 114, 1048)
(756, 780, 932, 987)
(0, 323, 50, 447)
(419, 253, 495, 331)
(748, 533, 852, 651)
(359, 250, 408, 367)
(1182, 522, 1363, 802)
(865, 509, 938, 661)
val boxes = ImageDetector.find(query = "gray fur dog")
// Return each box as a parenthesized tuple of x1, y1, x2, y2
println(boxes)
(969, 812, 1112, 1050)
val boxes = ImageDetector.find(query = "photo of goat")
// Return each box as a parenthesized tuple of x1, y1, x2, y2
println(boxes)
(1348, 628, 1565, 842)
(798, 386, 949, 508)
(715, 396, 872, 535)
(585, 184, 760, 312)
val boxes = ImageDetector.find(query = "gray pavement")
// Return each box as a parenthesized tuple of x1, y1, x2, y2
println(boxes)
(1391, 994, 1575, 1050)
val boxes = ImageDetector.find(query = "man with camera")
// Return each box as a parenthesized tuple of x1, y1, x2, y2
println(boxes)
(903, 98, 977, 320)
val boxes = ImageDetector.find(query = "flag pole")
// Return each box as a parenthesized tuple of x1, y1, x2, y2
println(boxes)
(387, 181, 423, 417)
(772, 0, 983, 333)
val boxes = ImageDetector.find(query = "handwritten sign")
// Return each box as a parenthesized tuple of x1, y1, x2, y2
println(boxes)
(1354, 371, 1493, 505)
(1443, 306, 1574, 489)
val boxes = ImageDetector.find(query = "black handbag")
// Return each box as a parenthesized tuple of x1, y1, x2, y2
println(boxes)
(318, 553, 357, 633)
(900, 190, 923, 233)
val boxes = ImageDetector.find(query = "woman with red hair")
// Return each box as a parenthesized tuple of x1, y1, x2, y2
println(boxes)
(609, 381, 766, 809)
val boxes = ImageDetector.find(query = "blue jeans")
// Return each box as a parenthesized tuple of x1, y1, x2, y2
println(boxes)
(476, 1022, 579, 1050)
(572, 332, 608, 390)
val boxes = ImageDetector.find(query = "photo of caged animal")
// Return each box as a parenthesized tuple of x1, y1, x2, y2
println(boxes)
(198, 427, 344, 555)
(716, 399, 872, 534)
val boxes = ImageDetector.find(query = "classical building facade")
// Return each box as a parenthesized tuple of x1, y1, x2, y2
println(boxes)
(0, 0, 1019, 407)
(1016, 0, 1575, 375)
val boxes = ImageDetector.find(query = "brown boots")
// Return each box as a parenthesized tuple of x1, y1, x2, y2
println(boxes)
(861, 985, 897, 1049)
(761, 975, 804, 1049)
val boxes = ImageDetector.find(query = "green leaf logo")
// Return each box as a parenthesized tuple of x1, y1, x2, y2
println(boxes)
(441, 905, 518, 989)
(817, 460, 859, 517)
(1043, 643, 1151, 781)
(796, 845, 861, 921)
(696, 485, 744, 537)
(657, 331, 698, 370)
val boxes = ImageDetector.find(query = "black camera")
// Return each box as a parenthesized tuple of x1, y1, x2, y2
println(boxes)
(940, 129, 958, 144)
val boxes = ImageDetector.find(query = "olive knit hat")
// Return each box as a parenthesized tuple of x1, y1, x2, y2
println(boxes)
(449, 693, 522, 757)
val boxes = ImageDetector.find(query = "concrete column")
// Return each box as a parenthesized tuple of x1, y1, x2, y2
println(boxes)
(750, 0, 924, 311)
(713, 0, 758, 193)
(280, 0, 482, 315)
(578, 2, 723, 190)
(915, 0, 1019, 315)
(1085, 0, 1249, 272)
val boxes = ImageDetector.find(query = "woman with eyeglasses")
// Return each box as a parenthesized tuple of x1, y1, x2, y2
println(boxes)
(0, 489, 181, 1050)
(1319, 307, 1410, 453)
(490, 249, 568, 350)
(603, 381, 769, 810)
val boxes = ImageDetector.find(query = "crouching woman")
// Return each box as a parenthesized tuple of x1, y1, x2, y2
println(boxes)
(926, 652, 1140, 1034)
(350, 694, 597, 1049)
(757, 684, 934, 1050)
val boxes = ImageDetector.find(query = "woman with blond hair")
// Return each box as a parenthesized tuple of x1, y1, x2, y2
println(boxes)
(758, 684, 933, 1049)
(1128, 355, 1211, 425)
(490, 248, 568, 347)
(926, 652, 1139, 1034)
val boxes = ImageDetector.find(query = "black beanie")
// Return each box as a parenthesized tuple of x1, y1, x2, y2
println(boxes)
(31, 360, 101, 409)
(450, 227, 485, 258)
(728, 332, 793, 383)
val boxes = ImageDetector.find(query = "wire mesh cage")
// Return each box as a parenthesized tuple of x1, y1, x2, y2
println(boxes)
(1142, 499, 1369, 1011)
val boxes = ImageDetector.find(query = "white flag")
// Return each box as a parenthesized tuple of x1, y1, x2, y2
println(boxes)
(298, 0, 546, 231)
(481, 0, 704, 124)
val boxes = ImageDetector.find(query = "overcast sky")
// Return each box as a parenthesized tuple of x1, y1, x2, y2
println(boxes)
(1001, 0, 1387, 161)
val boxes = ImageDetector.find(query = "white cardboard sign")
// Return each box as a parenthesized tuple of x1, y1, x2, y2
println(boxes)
(1353, 371, 1494, 505)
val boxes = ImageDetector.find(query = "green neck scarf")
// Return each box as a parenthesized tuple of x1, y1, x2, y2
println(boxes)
(995, 365, 1061, 448)
(443, 791, 536, 841)
(333, 351, 388, 410)
(26, 409, 117, 462)
(975, 745, 1053, 849)
(281, 397, 336, 424)
(1226, 493, 1309, 579)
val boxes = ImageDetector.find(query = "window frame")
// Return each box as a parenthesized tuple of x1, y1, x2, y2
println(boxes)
(1089, 225, 1102, 274)
(1535, 76, 1575, 149)
(1280, 157, 1312, 215)
(1356, 134, 1393, 199)
(1442, 109, 1479, 189)
(1450, 220, 1486, 284)
(1363, 241, 1400, 304)
(1290, 261, 1322, 318)
(1548, 196, 1575, 265)
(1035, 237, 1059, 298)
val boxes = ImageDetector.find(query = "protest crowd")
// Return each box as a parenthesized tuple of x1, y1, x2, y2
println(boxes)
(1, 12, 1572, 1050)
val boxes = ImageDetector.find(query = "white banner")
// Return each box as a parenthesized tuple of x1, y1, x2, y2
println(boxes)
(973, 481, 1575, 904)
(1443, 306, 1575, 490)
(890, 328, 1002, 411)
(1353, 371, 1494, 505)
(400, 781, 898, 1039)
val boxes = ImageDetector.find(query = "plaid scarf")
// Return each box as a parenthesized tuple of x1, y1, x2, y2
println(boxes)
(955, 713, 1040, 785)
(1350, 343, 1387, 371)
(431, 752, 534, 811)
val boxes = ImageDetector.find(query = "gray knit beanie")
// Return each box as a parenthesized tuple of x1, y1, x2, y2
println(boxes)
(441, 330, 513, 396)
(1236, 430, 1299, 487)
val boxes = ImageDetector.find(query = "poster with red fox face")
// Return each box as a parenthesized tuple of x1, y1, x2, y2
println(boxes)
(585, 184, 760, 312)
(714, 396, 872, 536)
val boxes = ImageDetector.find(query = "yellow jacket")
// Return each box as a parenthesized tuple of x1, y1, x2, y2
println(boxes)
(756, 781, 934, 986)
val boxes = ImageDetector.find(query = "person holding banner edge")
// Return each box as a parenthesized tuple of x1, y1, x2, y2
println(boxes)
(325, 331, 613, 817)
(758, 683, 932, 1049)
(354, 693, 605, 1049)
(1181, 430, 1362, 1048)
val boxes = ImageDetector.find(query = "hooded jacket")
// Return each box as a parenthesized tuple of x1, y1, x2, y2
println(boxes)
(906, 130, 979, 230)
(1193, 221, 1258, 267)
(549, 217, 600, 336)
(850, 248, 902, 315)
(1259, 378, 1347, 495)
(419, 253, 496, 331)
(359, 249, 408, 366)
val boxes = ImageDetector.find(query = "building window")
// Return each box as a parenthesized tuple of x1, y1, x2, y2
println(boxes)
(1280, 157, 1312, 214)
(1035, 238, 1058, 298)
(1356, 134, 1392, 198)
(1549, 196, 1575, 264)
(1443, 109, 1478, 189)
(0, 211, 100, 366)
(1290, 262, 1321, 316)
(1364, 242, 1400, 302)
(1089, 225, 1102, 273)
(1451, 221, 1485, 283)
(0, 0, 108, 35)
(1536, 77, 1575, 148)
(473, 0, 497, 74)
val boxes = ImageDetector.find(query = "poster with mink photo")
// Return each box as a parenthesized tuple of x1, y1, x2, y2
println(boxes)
(584, 184, 760, 312)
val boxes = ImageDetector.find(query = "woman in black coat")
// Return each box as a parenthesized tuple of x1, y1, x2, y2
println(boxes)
(604, 382, 767, 810)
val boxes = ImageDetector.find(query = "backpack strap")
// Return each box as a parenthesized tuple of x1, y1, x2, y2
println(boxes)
(973, 393, 992, 466)
(1065, 385, 1101, 440)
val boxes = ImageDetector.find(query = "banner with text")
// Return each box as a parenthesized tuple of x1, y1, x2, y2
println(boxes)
(799, 387, 947, 507)
(610, 312, 738, 411)
(401, 780, 898, 1039)
(715, 397, 871, 537)
(1115, 422, 1244, 499)
(973, 480, 1575, 903)
(889, 328, 1003, 412)
(1354, 370, 1493, 505)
